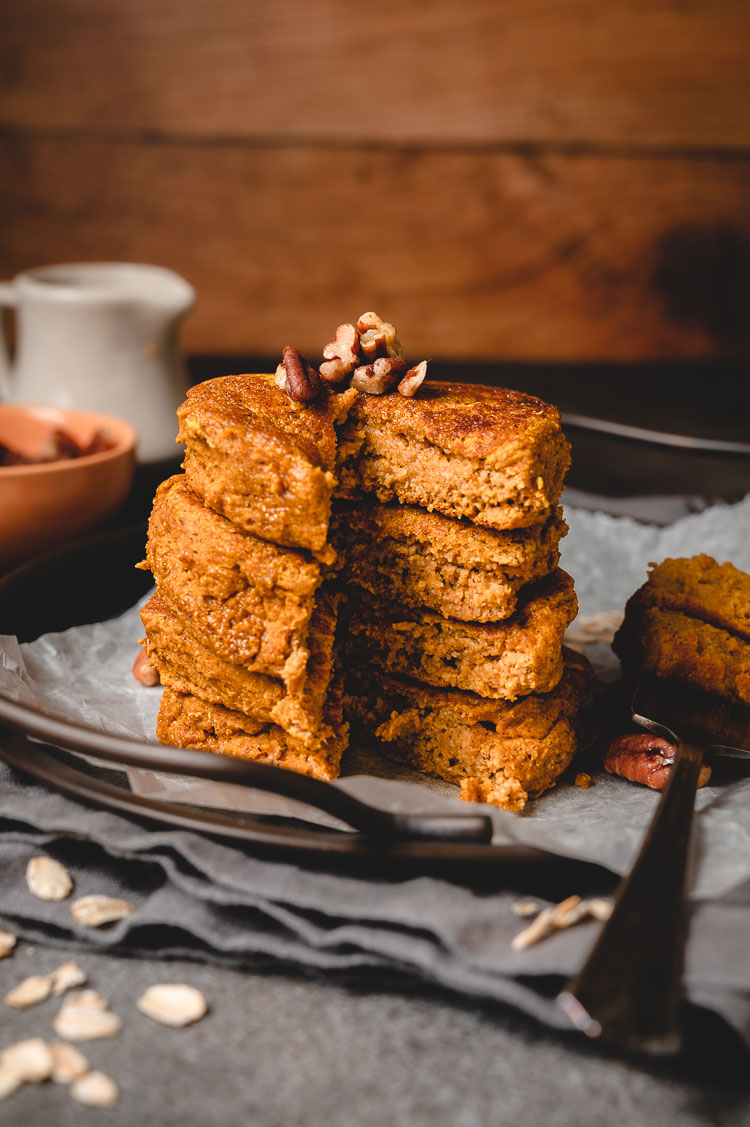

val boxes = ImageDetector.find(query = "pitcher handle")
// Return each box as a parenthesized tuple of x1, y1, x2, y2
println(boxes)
(0, 282, 17, 400)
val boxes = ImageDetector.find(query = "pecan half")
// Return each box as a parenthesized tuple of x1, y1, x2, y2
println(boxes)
(602, 732, 711, 790)
(351, 356, 407, 395)
(320, 323, 361, 384)
(278, 346, 322, 402)
(356, 312, 404, 362)
(398, 360, 428, 397)
(132, 649, 160, 687)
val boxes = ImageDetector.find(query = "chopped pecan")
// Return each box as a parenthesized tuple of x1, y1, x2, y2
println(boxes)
(320, 323, 361, 384)
(351, 356, 406, 395)
(41, 428, 82, 461)
(398, 360, 428, 397)
(132, 649, 160, 687)
(79, 428, 115, 456)
(0, 427, 115, 466)
(278, 346, 322, 402)
(356, 312, 404, 362)
(602, 732, 711, 790)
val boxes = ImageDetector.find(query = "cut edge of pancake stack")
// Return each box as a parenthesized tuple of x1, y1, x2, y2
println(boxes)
(138, 313, 592, 810)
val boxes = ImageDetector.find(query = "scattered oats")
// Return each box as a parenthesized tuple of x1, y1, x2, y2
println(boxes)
(4, 973, 52, 1009)
(512, 906, 556, 951)
(551, 895, 583, 926)
(53, 1007, 122, 1042)
(512, 895, 614, 950)
(26, 856, 73, 902)
(61, 989, 108, 1012)
(575, 772, 592, 789)
(552, 895, 594, 929)
(49, 1041, 89, 1084)
(71, 895, 134, 928)
(137, 983, 207, 1027)
(588, 898, 614, 921)
(0, 1061, 22, 1101)
(49, 960, 88, 996)
(1, 1038, 54, 1083)
(53, 994, 122, 1042)
(511, 900, 539, 918)
(70, 1070, 119, 1108)
(0, 929, 17, 959)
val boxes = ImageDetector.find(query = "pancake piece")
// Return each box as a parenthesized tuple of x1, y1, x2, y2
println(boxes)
(344, 648, 592, 810)
(616, 554, 750, 641)
(178, 373, 356, 554)
(335, 382, 570, 531)
(157, 676, 348, 782)
(331, 502, 566, 622)
(613, 555, 750, 705)
(344, 570, 577, 699)
(615, 606, 750, 707)
(140, 475, 321, 692)
(141, 588, 339, 748)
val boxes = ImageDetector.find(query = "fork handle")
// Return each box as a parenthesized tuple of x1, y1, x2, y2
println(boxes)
(558, 739, 704, 1054)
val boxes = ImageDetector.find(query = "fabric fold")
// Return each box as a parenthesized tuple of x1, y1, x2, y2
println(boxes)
(1, 762, 749, 1050)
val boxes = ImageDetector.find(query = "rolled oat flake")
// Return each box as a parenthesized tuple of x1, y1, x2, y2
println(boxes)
(137, 983, 207, 1027)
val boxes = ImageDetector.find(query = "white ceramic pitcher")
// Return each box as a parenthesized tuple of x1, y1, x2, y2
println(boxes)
(0, 262, 195, 463)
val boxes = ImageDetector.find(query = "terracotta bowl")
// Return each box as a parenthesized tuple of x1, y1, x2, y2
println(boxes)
(0, 404, 137, 571)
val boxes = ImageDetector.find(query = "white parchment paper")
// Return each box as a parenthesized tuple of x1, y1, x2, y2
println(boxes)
(2, 493, 750, 900)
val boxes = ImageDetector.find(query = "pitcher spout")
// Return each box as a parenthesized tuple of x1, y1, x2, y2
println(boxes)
(155, 267, 196, 321)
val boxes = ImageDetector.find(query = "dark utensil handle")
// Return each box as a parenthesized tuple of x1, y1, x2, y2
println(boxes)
(557, 738, 704, 1054)
(0, 710, 493, 845)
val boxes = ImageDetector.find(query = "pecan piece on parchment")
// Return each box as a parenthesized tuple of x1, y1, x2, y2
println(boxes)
(275, 346, 322, 402)
(602, 732, 711, 790)
(351, 356, 407, 395)
(132, 649, 160, 687)
(320, 323, 361, 384)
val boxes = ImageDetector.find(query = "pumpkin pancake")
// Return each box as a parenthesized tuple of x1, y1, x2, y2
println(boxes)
(343, 569, 577, 700)
(336, 381, 570, 531)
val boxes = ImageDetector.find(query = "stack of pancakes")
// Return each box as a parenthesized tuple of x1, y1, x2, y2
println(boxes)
(139, 375, 591, 809)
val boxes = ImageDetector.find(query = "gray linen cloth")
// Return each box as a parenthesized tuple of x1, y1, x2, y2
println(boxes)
(2, 760, 749, 1051)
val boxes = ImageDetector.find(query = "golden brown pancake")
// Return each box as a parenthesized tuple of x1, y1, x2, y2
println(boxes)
(336, 381, 570, 531)
(157, 675, 348, 782)
(613, 555, 750, 705)
(141, 588, 339, 748)
(344, 648, 592, 810)
(178, 373, 355, 554)
(331, 501, 566, 622)
(343, 569, 577, 699)
(140, 475, 321, 692)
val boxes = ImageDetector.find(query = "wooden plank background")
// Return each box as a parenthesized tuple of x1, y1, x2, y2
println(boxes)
(1, 0, 749, 360)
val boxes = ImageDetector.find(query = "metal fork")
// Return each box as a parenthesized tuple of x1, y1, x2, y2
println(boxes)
(558, 675, 750, 1054)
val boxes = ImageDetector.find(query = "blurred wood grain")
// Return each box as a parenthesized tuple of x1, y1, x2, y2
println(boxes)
(2, 0, 749, 148)
(1, 0, 749, 359)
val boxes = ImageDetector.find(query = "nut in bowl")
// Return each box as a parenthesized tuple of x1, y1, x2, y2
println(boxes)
(0, 404, 136, 570)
